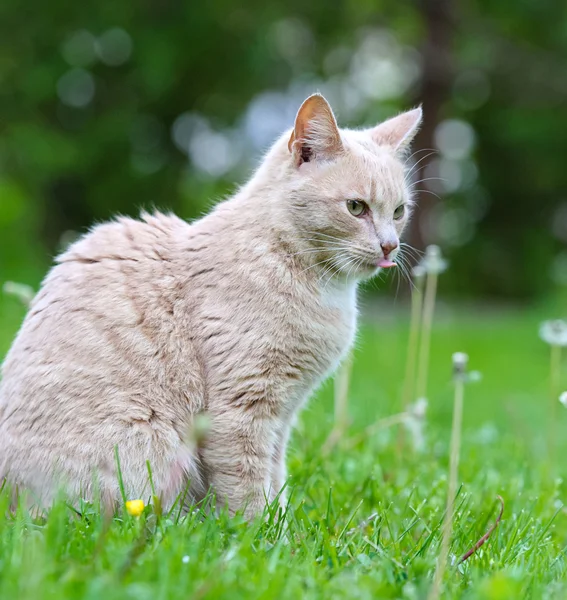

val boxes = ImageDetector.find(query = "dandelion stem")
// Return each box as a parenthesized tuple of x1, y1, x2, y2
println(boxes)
(550, 344, 561, 399)
(428, 367, 465, 600)
(365, 411, 410, 436)
(335, 352, 353, 433)
(402, 274, 425, 410)
(323, 353, 353, 454)
(398, 273, 425, 452)
(416, 270, 438, 402)
(549, 343, 561, 463)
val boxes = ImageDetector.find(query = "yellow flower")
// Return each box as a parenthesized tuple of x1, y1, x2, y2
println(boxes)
(126, 499, 145, 517)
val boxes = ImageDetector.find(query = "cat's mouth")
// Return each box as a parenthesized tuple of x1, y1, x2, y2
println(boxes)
(376, 258, 397, 269)
(358, 258, 397, 275)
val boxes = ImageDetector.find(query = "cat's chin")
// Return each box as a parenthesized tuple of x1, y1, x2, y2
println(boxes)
(355, 260, 397, 280)
(355, 263, 382, 280)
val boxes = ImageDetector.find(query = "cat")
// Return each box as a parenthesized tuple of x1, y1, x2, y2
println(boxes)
(0, 94, 422, 518)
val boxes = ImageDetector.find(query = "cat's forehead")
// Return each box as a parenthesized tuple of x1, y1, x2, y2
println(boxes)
(342, 129, 403, 167)
(332, 131, 408, 203)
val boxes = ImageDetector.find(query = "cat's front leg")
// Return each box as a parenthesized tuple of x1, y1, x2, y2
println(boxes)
(201, 408, 276, 519)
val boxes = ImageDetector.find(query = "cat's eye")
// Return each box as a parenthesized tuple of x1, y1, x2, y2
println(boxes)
(346, 200, 367, 217)
(393, 204, 405, 220)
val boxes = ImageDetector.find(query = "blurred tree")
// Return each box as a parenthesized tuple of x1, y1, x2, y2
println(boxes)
(0, 0, 565, 300)
(408, 0, 455, 250)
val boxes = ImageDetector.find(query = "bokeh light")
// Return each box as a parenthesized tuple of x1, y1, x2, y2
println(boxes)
(57, 68, 95, 108)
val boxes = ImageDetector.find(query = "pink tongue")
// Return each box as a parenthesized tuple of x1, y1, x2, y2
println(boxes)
(377, 259, 397, 268)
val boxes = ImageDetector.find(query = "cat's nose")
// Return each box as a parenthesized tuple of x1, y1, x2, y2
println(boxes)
(380, 241, 398, 258)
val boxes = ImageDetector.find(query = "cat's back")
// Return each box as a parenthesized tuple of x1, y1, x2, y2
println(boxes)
(2, 211, 190, 373)
(0, 212, 204, 444)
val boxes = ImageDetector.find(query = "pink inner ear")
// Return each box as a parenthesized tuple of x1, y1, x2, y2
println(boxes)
(289, 94, 343, 165)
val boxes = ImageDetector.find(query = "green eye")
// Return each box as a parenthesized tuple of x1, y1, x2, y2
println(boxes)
(393, 204, 405, 220)
(347, 200, 367, 217)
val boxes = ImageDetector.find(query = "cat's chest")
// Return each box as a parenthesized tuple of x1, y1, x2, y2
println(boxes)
(265, 282, 358, 383)
(198, 278, 357, 395)
(300, 284, 358, 355)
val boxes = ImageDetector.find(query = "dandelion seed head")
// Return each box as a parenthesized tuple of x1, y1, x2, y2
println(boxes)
(559, 392, 567, 408)
(182, 555, 190, 564)
(404, 398, 428, 451)
(421, 244, 448, 274)
(452, 352, 469, 380)
(452, 352, 469, 368)
(468, 370, 482, 383)
(539, 320, 567, 346)
(411, 264, 426, 280)
(3, 281, 35, 307)
(412, 397, 428, 418)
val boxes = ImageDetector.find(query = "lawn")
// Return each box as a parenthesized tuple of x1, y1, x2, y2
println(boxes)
(0, 293, 566, 599)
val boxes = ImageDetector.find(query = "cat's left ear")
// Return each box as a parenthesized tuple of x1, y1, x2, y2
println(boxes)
(370, 107, 422, 155)
(288, 94, 343, 167)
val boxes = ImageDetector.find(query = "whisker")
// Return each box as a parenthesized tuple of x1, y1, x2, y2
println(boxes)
(399, 243, 423, 261)
(298, 258, 332, 275)
(395, 250, 417, 292)
(287, 238, 350, 248)
(412, 188, 443, 201)
(394, 257, 402, 299)
(403, 147, 438, 166)
(405, 151, 438, 181)
(408, 176, 446, 189)
(289, 246, 352, 257)
(399, 264, 414, 292)
(398, 249, 421, 263)
(400, 241, 424, 255)
(306, 231, 345, 240)
(320, 253, 352, 290)
(323, 261, 346, 291)
(344, 256, 363, 287)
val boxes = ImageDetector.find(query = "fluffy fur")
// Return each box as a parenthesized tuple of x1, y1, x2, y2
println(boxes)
(0, 94, 422, 517)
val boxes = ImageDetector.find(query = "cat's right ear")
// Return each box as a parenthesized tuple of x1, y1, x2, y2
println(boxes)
(288, 94, 343, 167)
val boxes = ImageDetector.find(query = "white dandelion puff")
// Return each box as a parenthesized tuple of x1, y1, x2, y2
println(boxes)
(420, 244, 448, 275)
(539, 320, 567, 347)
(468, 370, 483, 383)
(3, 281, 35, 307)
(452, 352, 469, 369)
(452, 352, 469, 380)
(412, 264, 426, 280)
(404, 397, 428, 451)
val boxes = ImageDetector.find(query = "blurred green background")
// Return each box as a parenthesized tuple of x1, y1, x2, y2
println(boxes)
(1, 0, 566, 301)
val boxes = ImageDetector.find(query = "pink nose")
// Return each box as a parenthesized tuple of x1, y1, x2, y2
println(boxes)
(381, 241, 398, 257)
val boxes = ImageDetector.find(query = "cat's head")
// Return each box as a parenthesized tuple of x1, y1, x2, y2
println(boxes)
(280, 93, 422, 282)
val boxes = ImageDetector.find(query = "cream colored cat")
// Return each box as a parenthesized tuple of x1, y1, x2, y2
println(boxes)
(0, 94, 421, 518)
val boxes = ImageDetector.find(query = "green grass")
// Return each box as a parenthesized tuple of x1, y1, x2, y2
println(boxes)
(1, 295, 566, 599)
